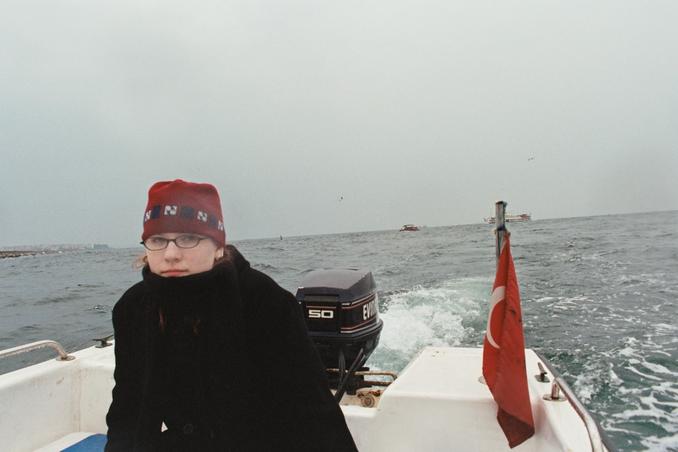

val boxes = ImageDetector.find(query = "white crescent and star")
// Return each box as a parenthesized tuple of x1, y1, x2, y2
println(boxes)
(486, 285, 506, 349)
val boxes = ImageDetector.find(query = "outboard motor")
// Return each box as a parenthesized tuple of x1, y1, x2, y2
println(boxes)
(296, 269, 383, 399)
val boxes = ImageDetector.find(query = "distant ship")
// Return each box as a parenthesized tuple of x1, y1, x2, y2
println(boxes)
(484, 213, 531, 224)
(399, 224, 420, 231)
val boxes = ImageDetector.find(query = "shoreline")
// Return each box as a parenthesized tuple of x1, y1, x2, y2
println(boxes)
(0, 251, 43, 259)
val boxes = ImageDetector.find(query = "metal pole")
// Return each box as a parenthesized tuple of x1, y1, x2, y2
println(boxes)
(495, 200, 507, 261)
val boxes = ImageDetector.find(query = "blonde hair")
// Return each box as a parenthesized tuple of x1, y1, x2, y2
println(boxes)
(133, 254, 148, 270)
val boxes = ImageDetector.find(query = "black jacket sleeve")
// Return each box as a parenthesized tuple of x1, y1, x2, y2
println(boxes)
(105, 283, 160, 452)
(242, 269, 359, 452)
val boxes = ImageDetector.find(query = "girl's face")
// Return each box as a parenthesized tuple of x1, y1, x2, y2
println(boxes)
(144, 232, 224, 277)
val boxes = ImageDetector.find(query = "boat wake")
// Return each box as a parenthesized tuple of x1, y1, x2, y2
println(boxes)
(369, 277, 490, 372)
(609, 336, 678, 452)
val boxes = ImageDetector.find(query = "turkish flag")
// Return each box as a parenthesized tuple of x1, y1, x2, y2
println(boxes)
(482, 235, 535, 448)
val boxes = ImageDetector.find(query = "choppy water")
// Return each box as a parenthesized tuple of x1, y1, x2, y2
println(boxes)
(1, 211, 677, 451)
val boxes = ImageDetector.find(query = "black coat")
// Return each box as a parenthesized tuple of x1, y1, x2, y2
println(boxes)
(105, 246, 358, 452)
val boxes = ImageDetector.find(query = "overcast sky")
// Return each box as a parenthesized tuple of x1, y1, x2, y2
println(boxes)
(1, 0, 677, 247)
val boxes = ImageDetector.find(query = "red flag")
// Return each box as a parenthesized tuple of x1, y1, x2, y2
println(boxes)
(482, 235, 535, 448)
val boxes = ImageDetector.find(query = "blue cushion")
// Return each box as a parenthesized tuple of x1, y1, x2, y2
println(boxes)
(61, 434, 107, 451)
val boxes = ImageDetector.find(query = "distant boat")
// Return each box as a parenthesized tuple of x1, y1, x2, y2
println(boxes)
(399, 224, 420, 231)
(484, 213, 531, 224)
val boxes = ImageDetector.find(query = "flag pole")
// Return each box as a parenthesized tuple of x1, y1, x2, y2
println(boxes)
(485, 201, 536, 447)
(495, 200, 507, 261)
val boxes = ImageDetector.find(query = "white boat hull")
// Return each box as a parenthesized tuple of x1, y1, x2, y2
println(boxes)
(0, 344, 604, 451)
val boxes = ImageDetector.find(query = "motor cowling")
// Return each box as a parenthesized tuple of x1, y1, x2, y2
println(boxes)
(296, 269, 383, 392)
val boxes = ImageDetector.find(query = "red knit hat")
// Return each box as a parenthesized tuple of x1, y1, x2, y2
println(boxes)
(142, 179, 226, 247)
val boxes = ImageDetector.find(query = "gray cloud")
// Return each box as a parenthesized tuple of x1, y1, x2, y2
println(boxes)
(1, 0, 677, 247)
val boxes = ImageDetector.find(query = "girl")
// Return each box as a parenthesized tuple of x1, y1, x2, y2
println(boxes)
(105, 179, 357, 452)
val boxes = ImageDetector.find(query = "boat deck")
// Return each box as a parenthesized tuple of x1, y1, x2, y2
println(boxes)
(0, 344, 603, 451)
(344, 347, 597, 451)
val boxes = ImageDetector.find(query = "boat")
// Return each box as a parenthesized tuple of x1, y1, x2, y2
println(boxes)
(0, 339, 611, 451)
(0, 203, 612, 451)
(399, 224, 420, 231)
(484, 213, 531, 224)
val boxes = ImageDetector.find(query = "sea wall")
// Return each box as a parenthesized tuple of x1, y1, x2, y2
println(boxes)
(0, 251, 41, 259)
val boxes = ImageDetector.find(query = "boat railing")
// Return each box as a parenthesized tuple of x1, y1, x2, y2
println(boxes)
(535, 351, 615, 452)
(552, 376, 603, 452)
(0, 340, 75, 362)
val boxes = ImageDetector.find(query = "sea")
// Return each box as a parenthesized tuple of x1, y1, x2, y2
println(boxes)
(1, 211, 677, 451)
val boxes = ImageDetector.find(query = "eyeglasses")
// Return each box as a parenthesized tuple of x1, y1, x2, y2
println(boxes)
(141, 235, 208, 251)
